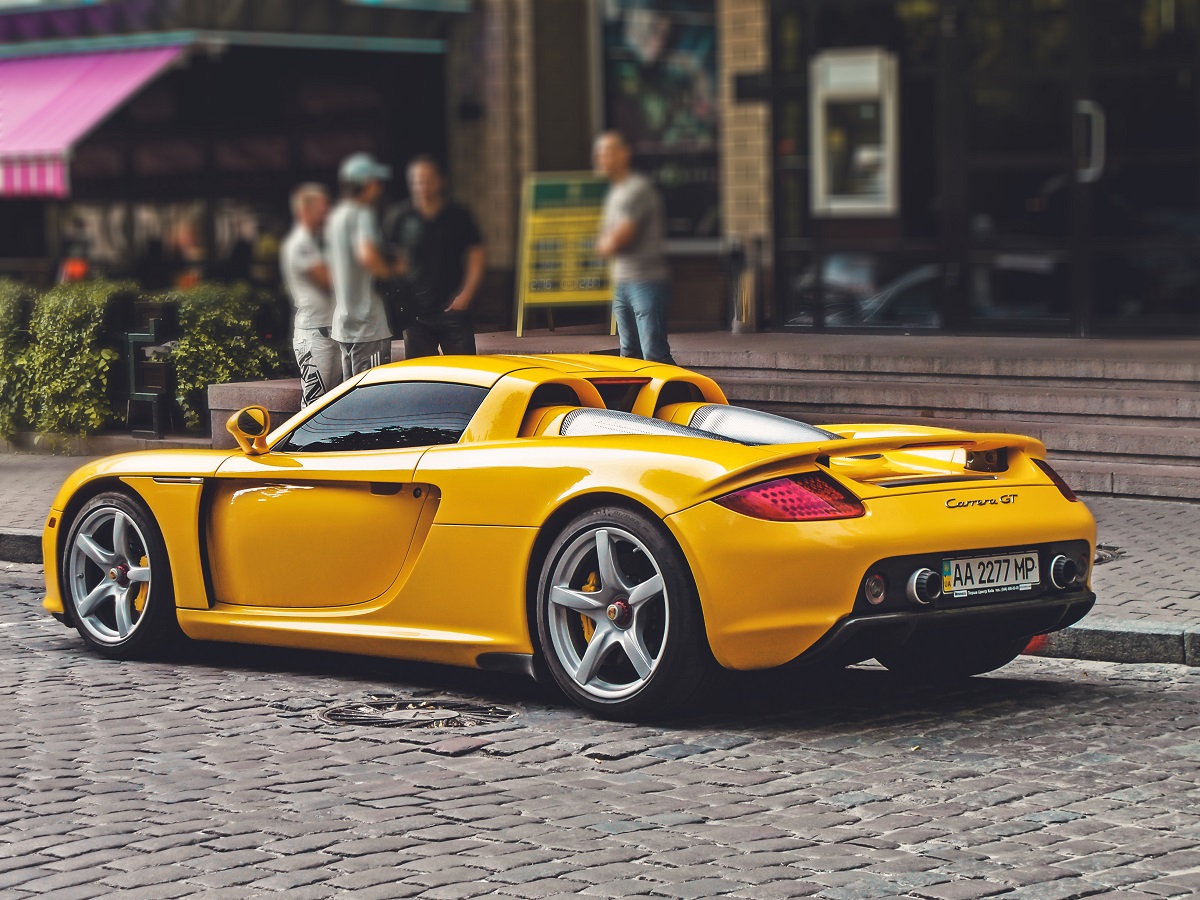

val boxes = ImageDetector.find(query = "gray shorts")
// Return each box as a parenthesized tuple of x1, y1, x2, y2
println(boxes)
(339, 338, 392, 380)
(293, 327, 343, 407)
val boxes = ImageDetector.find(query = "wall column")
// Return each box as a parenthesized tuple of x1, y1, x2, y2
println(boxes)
(719, 0, 771, 253)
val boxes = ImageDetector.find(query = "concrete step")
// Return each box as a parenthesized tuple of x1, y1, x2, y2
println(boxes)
(711, 404, 1200, 501)
(676, 345, 1200, 386)
(758, 408, 1200, 467)
(1051, 460, 1200, 501)
(694, 362, 1200, 394)
(1, 431, 210, 457)
(706, 373, 1200, 425)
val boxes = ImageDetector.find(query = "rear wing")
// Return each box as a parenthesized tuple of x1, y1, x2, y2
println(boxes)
(704, 431, 1047, 499)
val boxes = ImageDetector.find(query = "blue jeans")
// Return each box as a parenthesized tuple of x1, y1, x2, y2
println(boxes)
(613, 280, 674, 364)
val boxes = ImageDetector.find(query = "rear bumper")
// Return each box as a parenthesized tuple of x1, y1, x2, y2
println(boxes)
(787, 589, 1095, 669)
(664, 484, 1096, 670)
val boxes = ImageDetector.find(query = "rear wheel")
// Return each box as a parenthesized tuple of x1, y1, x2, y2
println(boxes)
(535, 506, 713, 720)
(876, 631, 1029, 681)
(61, 491, 181, 659)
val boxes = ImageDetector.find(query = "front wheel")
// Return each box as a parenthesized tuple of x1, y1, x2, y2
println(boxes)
(61, 491, 181, 659)
(535, 506, 714, 720)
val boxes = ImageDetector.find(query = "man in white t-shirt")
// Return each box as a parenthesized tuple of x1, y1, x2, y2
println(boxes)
(326, 153, 403, 378)
(281, 183, 340, 407)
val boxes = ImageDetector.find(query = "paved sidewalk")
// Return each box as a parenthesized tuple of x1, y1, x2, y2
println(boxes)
(1, 452, 1196, 664)
(3, 562, 1197, 898)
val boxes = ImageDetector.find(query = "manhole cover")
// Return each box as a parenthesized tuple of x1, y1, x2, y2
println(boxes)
(1094, 544, 1124, 566)
(317, 695, 515, 729)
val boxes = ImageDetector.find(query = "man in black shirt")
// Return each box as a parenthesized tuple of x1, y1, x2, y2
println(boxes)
(385, 155, 485, 357)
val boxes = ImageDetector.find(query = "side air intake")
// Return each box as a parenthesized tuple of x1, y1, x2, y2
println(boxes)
(559, 408, 731, 441)
(687, 405, 841, 446)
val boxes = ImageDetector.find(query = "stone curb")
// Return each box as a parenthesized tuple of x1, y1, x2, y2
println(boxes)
(1025, 617, 1199, 667)
(0, 529, 41, 565)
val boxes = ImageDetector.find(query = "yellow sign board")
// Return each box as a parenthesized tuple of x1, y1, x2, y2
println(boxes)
(515, 172, 614, 337)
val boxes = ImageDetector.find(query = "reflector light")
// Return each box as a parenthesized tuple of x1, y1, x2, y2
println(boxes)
(1032, 458, 1078, 502)
(715, 472, 865, 521)
(864, 574, 887, 605)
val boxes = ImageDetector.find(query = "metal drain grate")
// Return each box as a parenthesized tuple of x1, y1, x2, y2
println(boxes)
(317, 695, 515, 729)
(1094, 544, 1124, 566)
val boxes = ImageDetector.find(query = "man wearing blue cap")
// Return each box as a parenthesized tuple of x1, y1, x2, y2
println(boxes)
(326, 152, 403, 377)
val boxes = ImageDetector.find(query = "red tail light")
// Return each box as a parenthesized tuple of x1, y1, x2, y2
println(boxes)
(716, 472, 865, 521)
(1032, 458, 1078, 502)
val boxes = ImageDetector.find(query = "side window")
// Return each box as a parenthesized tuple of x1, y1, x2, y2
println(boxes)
(278, 381, 489, 452)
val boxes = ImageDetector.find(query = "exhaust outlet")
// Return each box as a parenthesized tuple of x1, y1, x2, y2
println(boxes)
(907, 568, 943, 605)
(1049, 554, 1079, 590)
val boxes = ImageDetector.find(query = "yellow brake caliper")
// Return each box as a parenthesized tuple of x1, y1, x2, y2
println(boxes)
(580, 571, 600, 642)
(132, 556, 149, 613)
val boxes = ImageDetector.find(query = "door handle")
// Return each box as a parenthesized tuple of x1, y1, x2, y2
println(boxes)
(1075, 99, 1106, 183)
(369, 482, 405, 495)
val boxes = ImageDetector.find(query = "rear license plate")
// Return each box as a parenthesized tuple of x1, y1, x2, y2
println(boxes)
(943, 551, 1039, 598)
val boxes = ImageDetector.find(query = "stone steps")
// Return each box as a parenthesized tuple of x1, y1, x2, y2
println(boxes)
(681, 353, 1200, 501)
(674, 345, 1200, 384)
(723, 403, 1200, 467)
(706, 373, 1200, 425)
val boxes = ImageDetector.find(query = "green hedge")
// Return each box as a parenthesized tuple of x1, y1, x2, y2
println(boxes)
(22, 281, 135, 438)
(0, 279, 33, 440)
(161, 283, 284, 432)
(3, 279, 286, 441)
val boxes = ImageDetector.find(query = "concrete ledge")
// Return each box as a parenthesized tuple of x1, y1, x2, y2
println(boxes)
(208, 378, 303, 449)
(3, 432, 209, 456)
(1026, 617, 1196, 666)
(0, 529, 41, 564)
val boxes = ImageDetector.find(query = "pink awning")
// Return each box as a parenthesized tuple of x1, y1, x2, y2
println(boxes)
(0, 46, 184, 198)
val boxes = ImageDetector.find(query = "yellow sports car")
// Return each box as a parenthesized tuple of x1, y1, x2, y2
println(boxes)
(42, 355, 1095, 719)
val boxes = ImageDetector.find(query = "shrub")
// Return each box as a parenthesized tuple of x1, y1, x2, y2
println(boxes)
(0, 279, 33, 440)
(165, 283, 283, 432)
(22, 280, 135, 438)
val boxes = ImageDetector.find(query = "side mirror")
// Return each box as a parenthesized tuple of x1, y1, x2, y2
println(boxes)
(227, 405, 271, 456)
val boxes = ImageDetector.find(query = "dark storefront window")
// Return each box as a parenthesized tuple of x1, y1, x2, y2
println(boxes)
(44, 47, 445, 289)
(770, 0, 1200, 335)
(773, 0, 942, 329)
(602, 0, 720, 239)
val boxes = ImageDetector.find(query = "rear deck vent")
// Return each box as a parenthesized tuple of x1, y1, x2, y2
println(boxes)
(873, 474, 999, 489)
(560, 408, 731, 440)
(966, 448, 1009, 473)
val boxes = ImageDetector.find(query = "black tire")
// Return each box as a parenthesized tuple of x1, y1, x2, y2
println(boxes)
(535, 506, 715, 720)
(876, 630, 1029, 681)
(61, 490, 181, 660)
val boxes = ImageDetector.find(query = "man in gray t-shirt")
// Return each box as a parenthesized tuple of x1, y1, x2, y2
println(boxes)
(325, 152, 403, 379)
(595, 131, 674, 364)
(281, 183, 340, 406)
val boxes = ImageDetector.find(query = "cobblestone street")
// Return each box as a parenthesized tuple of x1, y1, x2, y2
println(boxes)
(1, 564, 1197, 899)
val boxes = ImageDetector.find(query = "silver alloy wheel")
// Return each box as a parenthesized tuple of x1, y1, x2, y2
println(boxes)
(546, 526, 669, 700)
(66, 506, 152, 645)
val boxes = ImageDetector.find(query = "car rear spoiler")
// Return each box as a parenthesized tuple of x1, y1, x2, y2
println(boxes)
(703, 431, 1047, 499)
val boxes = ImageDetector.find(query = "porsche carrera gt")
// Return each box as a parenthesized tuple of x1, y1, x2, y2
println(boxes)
(42, 355, 1096, 719)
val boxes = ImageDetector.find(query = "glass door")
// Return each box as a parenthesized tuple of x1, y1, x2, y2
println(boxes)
(1084, 0, 1200, 334)
(958, 0, 1078, 332)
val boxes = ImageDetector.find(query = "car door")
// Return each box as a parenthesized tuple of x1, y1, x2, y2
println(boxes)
(207, 379, 490, 609)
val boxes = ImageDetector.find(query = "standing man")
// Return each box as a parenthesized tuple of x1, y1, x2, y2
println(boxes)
(385, 155, 485, 358)
(595, 131, 675, 364)
(326, 152, 401, 378)
(281, 183, 340, 407)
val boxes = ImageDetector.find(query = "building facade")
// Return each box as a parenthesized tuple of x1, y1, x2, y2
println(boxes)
(2, 0, 1197, 338)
